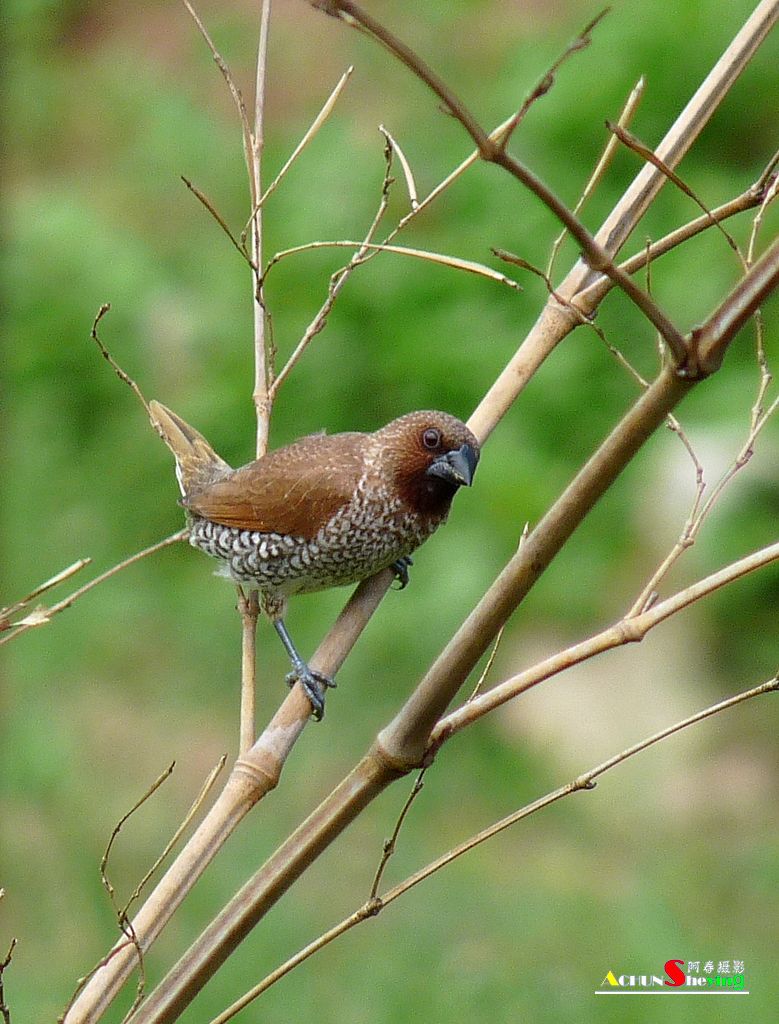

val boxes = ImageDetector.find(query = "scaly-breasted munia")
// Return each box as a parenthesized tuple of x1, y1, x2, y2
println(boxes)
(150, 401, 479, 718)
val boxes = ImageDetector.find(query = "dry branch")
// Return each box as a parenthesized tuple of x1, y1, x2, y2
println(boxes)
(0, 533, 185, 648)
(435, 539, 779, 740)
(0, 559, 90, 631)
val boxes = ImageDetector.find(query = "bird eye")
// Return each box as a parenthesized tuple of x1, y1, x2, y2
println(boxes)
(422, 428, 442, 450)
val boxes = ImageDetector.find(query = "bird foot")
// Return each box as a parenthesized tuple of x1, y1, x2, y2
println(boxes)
(286, 664, 337, 721)
(391, 555, 413, 590)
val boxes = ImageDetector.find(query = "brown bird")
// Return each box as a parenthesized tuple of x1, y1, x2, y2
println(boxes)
(150, 401, 479, 718)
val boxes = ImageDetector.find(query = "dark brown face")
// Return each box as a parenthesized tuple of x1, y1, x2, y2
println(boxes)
(374, 411, 480, 516)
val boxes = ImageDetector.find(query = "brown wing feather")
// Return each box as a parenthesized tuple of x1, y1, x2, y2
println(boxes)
(183, 432, 367, 539)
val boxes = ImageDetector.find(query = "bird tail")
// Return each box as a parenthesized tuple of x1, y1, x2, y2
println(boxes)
(149, 400, 233, 497)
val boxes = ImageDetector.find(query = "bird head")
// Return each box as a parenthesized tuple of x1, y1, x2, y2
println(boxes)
(373, 411, 480, 515)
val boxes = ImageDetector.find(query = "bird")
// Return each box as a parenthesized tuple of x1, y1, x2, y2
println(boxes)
(150, 401, 479, 719)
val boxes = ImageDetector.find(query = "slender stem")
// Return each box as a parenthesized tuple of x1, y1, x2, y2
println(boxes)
(238, 590, 259, 755)
(435, 539, 779, 740)
(693, 235, 779, 374)
(1, 558, 90, 626)
(0, 532, 186, 648)
(580, 183, 774, 308)
(251, 0, 273, 458)
(390, 679, 779, 900)
(547, 74, 646, 279)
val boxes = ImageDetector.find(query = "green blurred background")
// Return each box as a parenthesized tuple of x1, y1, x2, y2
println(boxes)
(2, 0, 778, 1020)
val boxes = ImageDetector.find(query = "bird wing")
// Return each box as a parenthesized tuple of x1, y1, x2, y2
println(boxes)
(183, 431, 367, 539)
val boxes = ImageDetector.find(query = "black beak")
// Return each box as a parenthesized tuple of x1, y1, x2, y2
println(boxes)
(426, 443, 479, 487)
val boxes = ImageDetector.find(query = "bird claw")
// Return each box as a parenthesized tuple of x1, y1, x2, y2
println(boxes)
(391, 555, 413, 590)
(286, 665, 337, 721)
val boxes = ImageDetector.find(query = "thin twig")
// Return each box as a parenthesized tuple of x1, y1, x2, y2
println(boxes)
(745, 156, 777, 429)
(607, 120, 742, 259)
(1, 558, 90, 629)
(436, 539, 779, 740)
(242, 66, 354, 240)
(269, 143, 395, 396)
(0, 935, 16, 1024)
(495, 246, 650, 387)
(237, 589, 259, 754)
(266, 239, 522, 293)
(379, 125, 417, 209)
(101, 764, 176, 906)
(747, 149, 779, 265)
(369, 771, 426, 900)
(91, 305, 150, 413)
(208, 903, 382, 1024)
(495, 8, 611, 149)
(100, 764, 177, 1016)
(182, 0, 254, 176)
(629, 389, 779, 616)
(548, 75, 645, 279)
(0, 531, 187, 647)
(120, 756, 227, 921)
(181, 177, 253, 266)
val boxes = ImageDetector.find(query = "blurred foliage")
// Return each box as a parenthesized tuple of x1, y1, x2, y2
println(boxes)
(2, 0, 778, 1021)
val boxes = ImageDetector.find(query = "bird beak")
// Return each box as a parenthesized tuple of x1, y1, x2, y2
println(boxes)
(426, 443, 479, 487)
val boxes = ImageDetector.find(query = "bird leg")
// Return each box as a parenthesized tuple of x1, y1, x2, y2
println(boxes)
(391, 555, 413, 590)
(272, 618, 336, 721)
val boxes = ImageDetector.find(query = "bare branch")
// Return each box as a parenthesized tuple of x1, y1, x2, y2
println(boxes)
(378, 125, 418, 209)
(606, 120, 742, 259)
(495, 7, 612, 148)
(268, 148, 395, 395)
(90, 305, 150, 413)
(121, 757, 227, 922)
(369, 770, 426, 900)
(436, 539, 779, 740)
(181, 0, 254, 179)
(243, 66, 354, 238)
(1, 558, 90, 629)
(548, 75, 645, 279)
(100, 764, 177, 1014)
(629, 390, 779, 615)
(237, 589, 259, 755)
(0, 532, 186, 648)
(250, 0, 273, 458)
(0, 935, 17, 1024)
(267, 239, 522, 292)
(181, 176, 252, 266)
